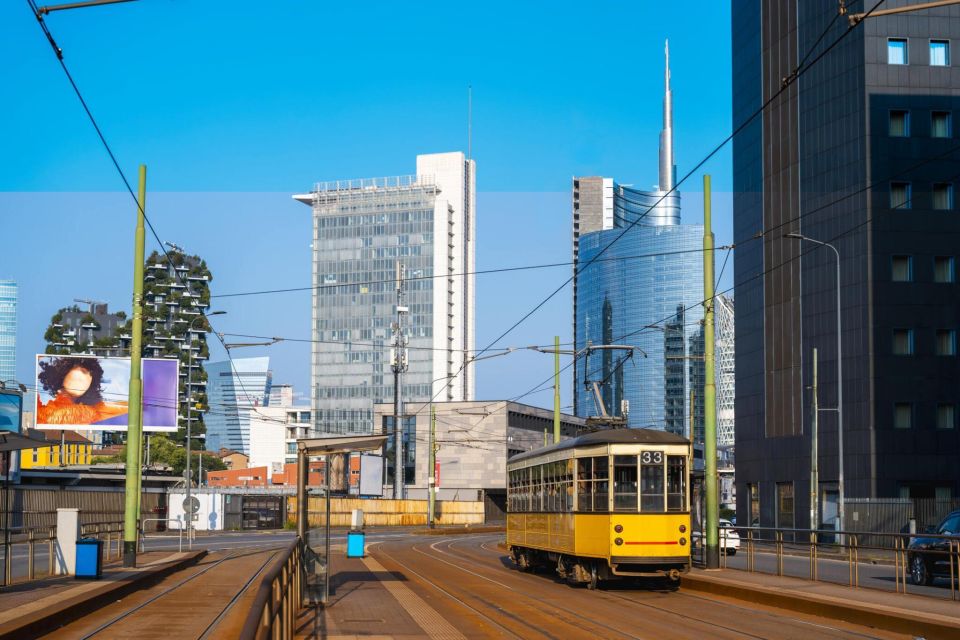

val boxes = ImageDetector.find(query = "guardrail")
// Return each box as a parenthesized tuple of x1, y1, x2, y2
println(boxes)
(723, 525, 960, 600)
(240, 538, 304, 640)
(139, 517, 186, 553)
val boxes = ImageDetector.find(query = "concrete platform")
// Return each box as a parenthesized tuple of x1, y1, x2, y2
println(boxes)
(684, 567, 960, 639)
(0, 550, 206, 640)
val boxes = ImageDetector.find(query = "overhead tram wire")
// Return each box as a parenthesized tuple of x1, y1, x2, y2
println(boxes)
(397, 0, 887, 425)
(25, 1, 282, 427)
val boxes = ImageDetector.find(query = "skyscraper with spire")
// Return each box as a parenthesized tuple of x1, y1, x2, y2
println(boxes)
(572, 41, 713, 444)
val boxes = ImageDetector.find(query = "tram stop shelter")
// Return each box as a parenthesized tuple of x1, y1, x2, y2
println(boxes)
(295, 434, 388, 607)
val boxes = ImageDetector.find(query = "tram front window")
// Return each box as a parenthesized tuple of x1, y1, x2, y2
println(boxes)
(613, 455, 637, 511)
(641, 451, 665, 511)
(667, 455, 686, 511)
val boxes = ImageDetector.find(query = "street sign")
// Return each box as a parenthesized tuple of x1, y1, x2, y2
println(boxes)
(183, 496, 200, 514)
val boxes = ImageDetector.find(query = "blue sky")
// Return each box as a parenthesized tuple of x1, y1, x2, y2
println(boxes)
(2, 1, 734, 410)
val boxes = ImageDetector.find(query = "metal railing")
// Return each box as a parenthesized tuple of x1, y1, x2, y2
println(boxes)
(240, 538, 304, 640)
(727, 525, 960, 600)
(139, 517, 186, 553)
(1, 520, 124, 586)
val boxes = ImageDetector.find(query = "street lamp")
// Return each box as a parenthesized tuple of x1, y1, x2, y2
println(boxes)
(185, 310, 225, 547)
(786, 232, 844, 536)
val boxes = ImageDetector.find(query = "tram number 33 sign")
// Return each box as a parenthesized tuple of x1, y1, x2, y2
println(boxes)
(641, 451, 663, 464)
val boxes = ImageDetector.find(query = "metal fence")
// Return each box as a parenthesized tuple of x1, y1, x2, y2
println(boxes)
(240, 537, 303, 640)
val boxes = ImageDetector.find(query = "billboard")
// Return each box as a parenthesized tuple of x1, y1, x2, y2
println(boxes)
(0, 389, 22, 434)
(35, 355, 178, 432)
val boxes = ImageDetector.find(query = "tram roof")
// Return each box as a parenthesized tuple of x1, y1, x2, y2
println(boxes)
(507, 428, 689, 464)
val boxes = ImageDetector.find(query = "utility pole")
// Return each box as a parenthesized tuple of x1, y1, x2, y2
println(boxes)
(428, 404, 436, 528)
(123, 165, 146, 567)
(553, 335, 561, 444)
(703, 174, 719, 570)
(391, 261, 408, 500)
(811, 348, 819, 533)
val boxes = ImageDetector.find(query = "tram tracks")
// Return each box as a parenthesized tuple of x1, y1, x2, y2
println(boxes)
(63, 546, 284, 640)
(394, 534, 903, 640)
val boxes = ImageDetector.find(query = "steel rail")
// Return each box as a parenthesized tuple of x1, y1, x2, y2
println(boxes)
(78, 546, 283, 640)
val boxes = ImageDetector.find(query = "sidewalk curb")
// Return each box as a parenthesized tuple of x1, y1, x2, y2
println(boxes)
(682, 571, 960, 640)
(0, 550, 207, 640)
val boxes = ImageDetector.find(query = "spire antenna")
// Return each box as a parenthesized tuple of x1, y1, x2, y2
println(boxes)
(658, 38, 675, 192)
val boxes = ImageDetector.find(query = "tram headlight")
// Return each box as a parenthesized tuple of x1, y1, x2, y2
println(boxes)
(614, 524, 623, 533)
(679, 537, 687, 546)
(679, 524, 686, 533)
(614, 537, 624, 546)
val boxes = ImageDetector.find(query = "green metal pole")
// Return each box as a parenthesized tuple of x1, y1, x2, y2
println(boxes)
(428, 404, 436, 528)
(553, 335, 561, 444)
(123, 165, 146, 567)
(703, 174, 719, 569)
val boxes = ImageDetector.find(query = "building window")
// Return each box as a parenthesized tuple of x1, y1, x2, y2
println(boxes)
(937, 329, 956, 356)
(894, 403, 913, 429)
(889, 110, 910, 137)
(932, 111, 952, 138)
(934, 183, 954, 210)
(890, 182, 912, 209)
(32, 448, 38, 464)
(893, 329, 914, 355)
(776, 482, 794, 530)
(934, 256, 956, 283)
(748, 483, 760, 526)
(891, 255, 913, 282)
(937, 403, 956, 429)
(930, 40, 950, 66)
(888, 38, 909, 65)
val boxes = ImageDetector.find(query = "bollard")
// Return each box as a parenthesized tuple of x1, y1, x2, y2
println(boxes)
(48, 527, 55, 576)
(27, 531, 35, 580)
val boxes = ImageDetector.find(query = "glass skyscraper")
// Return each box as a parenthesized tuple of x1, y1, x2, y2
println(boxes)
(205, 356, 272, 454)
(295, 152, 475, 435)
(573, 42, 707, 443)
(0, 281, 16, 384)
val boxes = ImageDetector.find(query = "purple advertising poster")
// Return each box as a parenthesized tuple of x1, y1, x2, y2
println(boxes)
(35, 354, 179, 432)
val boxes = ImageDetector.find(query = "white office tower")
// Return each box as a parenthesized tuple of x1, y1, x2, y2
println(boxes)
(295, 152, 476, 434)
(204, 357, 272, 454)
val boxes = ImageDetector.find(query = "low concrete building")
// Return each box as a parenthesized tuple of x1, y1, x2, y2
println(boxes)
(373, 400, 585, 515)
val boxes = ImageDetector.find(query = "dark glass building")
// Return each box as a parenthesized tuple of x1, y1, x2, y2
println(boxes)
(574, 42, 707, 443)
(733, 0, 960, 529)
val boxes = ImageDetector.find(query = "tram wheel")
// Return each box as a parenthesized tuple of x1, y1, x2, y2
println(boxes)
(586, 563, 599, 590)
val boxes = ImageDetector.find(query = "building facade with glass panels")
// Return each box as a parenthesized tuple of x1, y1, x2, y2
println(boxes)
(575, 218, 704, 440)
(0, 281, 16, 384)
(295, 152, 475, 435)
(205, 356, 272, 454)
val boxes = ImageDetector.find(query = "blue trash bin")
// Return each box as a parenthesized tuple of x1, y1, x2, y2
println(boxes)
(346, 530, 365, 558)
(75, 538, 103, 579)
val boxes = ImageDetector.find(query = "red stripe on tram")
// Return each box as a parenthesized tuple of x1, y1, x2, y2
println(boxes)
(623, 541, 679, 545)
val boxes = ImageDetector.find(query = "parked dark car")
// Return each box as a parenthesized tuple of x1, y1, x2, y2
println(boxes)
(907, 510, 960, 586)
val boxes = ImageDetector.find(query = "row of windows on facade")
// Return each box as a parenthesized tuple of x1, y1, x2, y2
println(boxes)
(891, 255, 956, 283)
(887, 38, 951, 66)
(893, 402, 958, 430)
(507, 455, 687, 513)
(891, 327, 957, 356)
(889, 181, 955, 210)
(888, 109, 953, 139)
(316, 208, 434, 226)
(316, 384, 433, 399)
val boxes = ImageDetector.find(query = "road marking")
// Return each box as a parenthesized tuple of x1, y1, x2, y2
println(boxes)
(361, 554, 466, 640)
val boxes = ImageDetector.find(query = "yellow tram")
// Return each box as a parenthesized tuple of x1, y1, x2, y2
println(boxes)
(506, 429, 691, 588)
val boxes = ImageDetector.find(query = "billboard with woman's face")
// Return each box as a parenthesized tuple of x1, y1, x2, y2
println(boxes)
(35, 355, 178, 431)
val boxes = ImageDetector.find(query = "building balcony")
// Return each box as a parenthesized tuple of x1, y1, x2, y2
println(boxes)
(187, 275, 209, 282)
(147, 263, 166, 270)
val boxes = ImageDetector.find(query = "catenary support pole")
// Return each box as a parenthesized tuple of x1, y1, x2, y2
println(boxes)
(553, 335, 561, 443)
(123, 164, 146, 567)
(296, 447, 307, 540)
(428, 404, 436, 528)
(323, 454, 331, 606)
(703, 174, 719, 570)
(811, 348, 819, 532)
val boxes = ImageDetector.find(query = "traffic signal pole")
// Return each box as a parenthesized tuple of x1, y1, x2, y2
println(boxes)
(123, 165, 146, 567)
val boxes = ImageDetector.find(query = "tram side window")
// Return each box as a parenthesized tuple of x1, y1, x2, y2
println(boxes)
(545, 463, 556, 512)
(640, 451, 665, 512)
(613, 455, 638, 511)
(667, 456, 686, 511)
(577, 458, 593, 511)
(562, 459, 574, 512)
(532, 465, 543, 511)
(594, 456, 609, 511)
